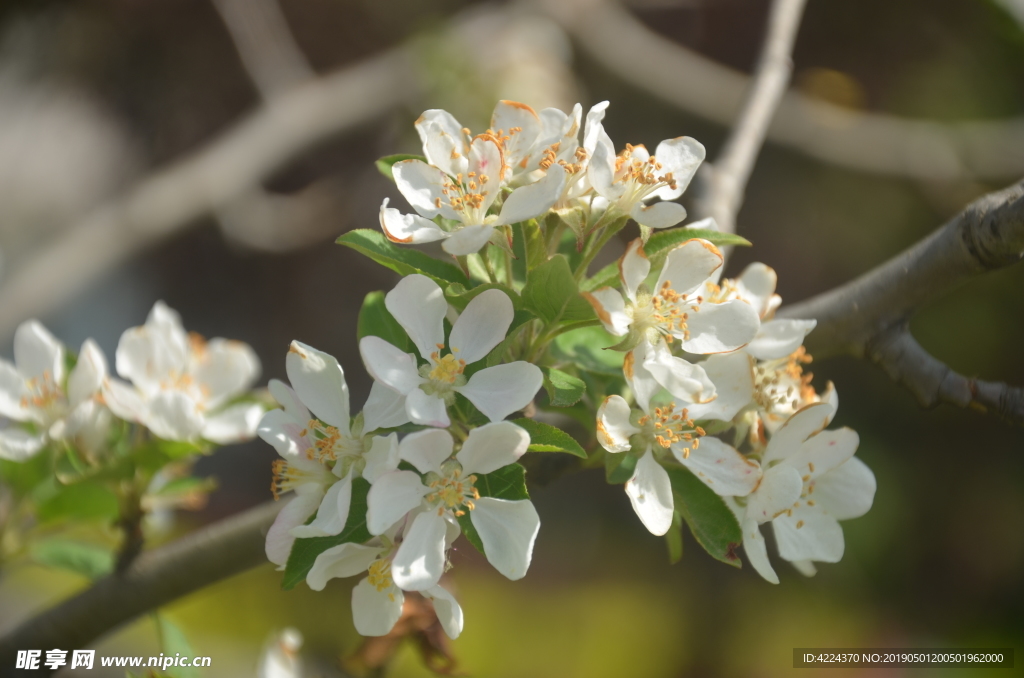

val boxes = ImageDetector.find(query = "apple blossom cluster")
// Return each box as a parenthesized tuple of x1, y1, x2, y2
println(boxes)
(262, 97, 877, 642)
(1, 301, 262, 464)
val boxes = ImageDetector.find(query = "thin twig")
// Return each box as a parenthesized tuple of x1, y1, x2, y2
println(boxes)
(696, 0, 808, 235)
(779, 178, 1024, 425)
(536, 0, 1024, 181)
(0, 501, 281, 675)
(211, 0, 315, 99)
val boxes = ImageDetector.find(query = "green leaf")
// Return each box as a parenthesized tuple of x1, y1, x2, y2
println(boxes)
(550, 325, 624, 376)
(458, 463, 531, 555)
(375, 153, 427, 181)
(541, 367, 586, 407)
(282, 477, 373, 590)
(511, 418, 587, 458)
(521, 254, 595, 324)
(646, 227, 751, 254)
(444, 282, 521, 312)
(155, 615, 199, 678)
(483, 309, 535, 367)
(31, 538, 114, 579)
(666, 510, 684, 564)
(605, 450, 637, 485)
(358, 290, 413, 353)
(665, 466, 743, 568)
(337, 229, 468, 287)
(475, 462, 530, 501)
(150, 476, 217, 499)
(37, 481, 120, 524)
(521, 218, 548, 272)
(0, 451, 52, 498)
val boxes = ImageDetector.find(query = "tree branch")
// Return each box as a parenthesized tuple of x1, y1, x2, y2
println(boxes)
(0, 501, 280, 674)
(779, 178, 1024, 425)
(536, 0, 1024, 181)
(0, 48, 418, 342)
(695, 0, 807, 235)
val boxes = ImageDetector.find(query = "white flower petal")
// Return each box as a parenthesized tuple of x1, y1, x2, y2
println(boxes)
(101, 377, 147, 423)
(456, 421, 529, 476)
(202, 402, 264, 443)
(588, 129, 621, 200)
(624, 347, 659, 414)
(497, 164, 567, 225)
(68, 340, 107, 407)
(650, 136, 705, 201)
(441, 224, 495, 255)
(116, 302, 189, 394)
(458, 362, 542, 422)
(392, 510, 447, 591)
(363, 433, 400, 483)
(291, 472, 353, 539)
(405, 388, 450, 428)
(467, 136, 503, 211)
(0, 359, 29, 421)
(257, 408, 311, 459)
(656, 239, 723, 297)
(146, 391, 203, 441)
(596, 395, 639, 453)
(362, 381, 411, 431)
(449, 289, 514, 364)
(0, 426, 46, 462)
(265, 491, 322, 568)
(582, 101, 610, 154)
(385, 274, 447, 362)
(352, 577, 405, 636)
(470, 497, 540, 580)
(379, 198, 447, 244)
(735, 263, 778, 317)
(191, 338, 260, 408)
(268, 379, 310, 423)
(791, 559, 818, 577)
(306, 542, 382, 591)
(14, 320, 64, 383)
(739, 513, 779, 584)
(421, 124, 467, 178)
(285, 341, 349, 430)
(681, 300, 761, 354)
(812, 457, 876, 520)
(359, 337, 422, 395)
(582, 288, 630, 337)
(492, 100, 541, 169)
(787, 427, 860, 481)
(677, 436, 760, 496)
(639, 341, 716, 405)
(393, 159, 455, 220)
(685, 352, 755, 422)
(400, 428, 453, 475)
(746, 464, 803, 524)
(630, 201, 687, 229)
(763, 402, 835, 465)
(619, 239, 651, 302)
(745, 319, 817, 361)
(424, 584, 464, 640)
(624, 451, 674, 536)
(366, 470, 428, 536)
(416, 109, 465, 155)
(773, 504, 845, 563)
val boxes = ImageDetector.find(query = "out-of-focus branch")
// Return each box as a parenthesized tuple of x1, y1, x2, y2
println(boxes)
(0, 501, 281, 675)
(779, 179, 1024, 424)
(536, 0, 1024, 181)
(212, 0, 315, 99)
(695, 0, 807, 235)
(0, 48, 418, 342)
(866, 324, 1024, 424)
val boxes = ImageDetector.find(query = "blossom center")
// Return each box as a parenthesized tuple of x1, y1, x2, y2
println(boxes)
(367, 558, 394, 593)
(614, 144, 678, 202)
(753, 347, 815, 415)
(20, 370, 66, 422)
(437, 171, 491, 224)
(631, 282, 694, 343)
(270, 459, 330, 500)
(637, 402, 705, 456)
(425, 462, 480, 518)
(304, 419, 362, 463)
(419, 347, 467, 401)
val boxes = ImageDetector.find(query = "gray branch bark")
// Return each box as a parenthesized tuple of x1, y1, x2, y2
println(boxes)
(779, 178, 1024, 424)
(0, 501, 280, 675)
(536, 0, 1024, 181)
(696, 0, 807, 235)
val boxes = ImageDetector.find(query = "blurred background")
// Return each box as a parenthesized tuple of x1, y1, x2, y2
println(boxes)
(0, 0, 1022, 676)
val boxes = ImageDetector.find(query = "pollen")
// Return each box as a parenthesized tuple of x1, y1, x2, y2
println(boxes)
(638, 402, 704, 453)
(426, 467, 480, 515)
(428, 352, 466, 384)
(367, 558, 393, 592)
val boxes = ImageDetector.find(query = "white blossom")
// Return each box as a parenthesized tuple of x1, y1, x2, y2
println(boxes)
(102, 301, 263, 444)
(359, 275, 542, 428)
